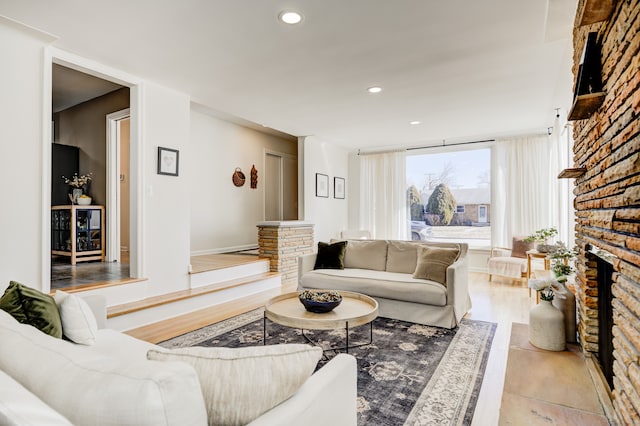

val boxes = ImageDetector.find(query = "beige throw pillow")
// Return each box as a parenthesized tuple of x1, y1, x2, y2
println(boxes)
(412, 245, 460, 286)
(385, 241, 420, 273)
(343, 240, 388, 271)
(147, 344, 322, 426)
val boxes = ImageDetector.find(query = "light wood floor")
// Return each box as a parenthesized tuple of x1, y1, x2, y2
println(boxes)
(130, 271, 607, 424)
(189, 253, 262, 274)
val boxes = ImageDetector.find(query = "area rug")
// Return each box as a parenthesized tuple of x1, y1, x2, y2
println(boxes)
(160, 310, 496, 426)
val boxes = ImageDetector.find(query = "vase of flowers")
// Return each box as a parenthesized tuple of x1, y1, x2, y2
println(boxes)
(547, 242, 578, 342)
(524, 227, 559, 253)
(528, 277, 565, 351)
(62, 173, 92, 204)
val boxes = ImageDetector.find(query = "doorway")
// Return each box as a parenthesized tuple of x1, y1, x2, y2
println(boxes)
(50, 64, 132, 290)
(264, 151, 298, 221)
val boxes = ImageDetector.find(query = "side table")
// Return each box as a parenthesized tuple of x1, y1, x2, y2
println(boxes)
(526, 250, 550, 298)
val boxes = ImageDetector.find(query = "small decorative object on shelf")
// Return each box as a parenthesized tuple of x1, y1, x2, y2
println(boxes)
(62, 173, 92, 204)
(298, 290, 342, 313)
(528, 277, 566, 351)
(250, 165, 258, 189)
(523, 227, 558, 252)
(77, 195, 92, 206)
(232, 168, 246, 187)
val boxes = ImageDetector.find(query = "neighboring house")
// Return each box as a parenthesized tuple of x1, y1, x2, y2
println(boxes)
(450, 187, 491, 226)
(420, 187, 491, 226)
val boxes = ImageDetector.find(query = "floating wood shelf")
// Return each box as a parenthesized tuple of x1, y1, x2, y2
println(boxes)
(577, 0, 615, 26)
(568, 92, 606, 120)
(558, 167, 587, 179)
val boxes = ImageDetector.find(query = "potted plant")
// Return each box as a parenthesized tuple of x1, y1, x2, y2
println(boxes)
(523, 227, 558, 252)
(547, 242, 578, 282)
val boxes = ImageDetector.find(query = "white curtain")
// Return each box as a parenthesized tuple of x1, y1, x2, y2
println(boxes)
(492, 127, 574, 247)
(359, 151, 409, 240)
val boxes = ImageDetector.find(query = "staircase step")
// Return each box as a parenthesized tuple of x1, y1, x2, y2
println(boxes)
(107, 272, 279, 318)
(189, 257, 270, 288)
(125, 290, 275, 344)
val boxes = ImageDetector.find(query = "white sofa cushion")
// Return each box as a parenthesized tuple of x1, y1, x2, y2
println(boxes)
(53, 290, 98, 345)
(344, 240, 388, 271)
(301, 268, 447, 306)
(0, 310, 207, 426)
(148, 344, 323, 426)
(0, 370, 72, 426)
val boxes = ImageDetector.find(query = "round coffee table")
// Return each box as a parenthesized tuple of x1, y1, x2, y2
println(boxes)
(264, 290, 379, 353)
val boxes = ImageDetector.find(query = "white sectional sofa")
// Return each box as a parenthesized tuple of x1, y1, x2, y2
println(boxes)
(0, 294, 357, 426)
(299, 240, 471, 329)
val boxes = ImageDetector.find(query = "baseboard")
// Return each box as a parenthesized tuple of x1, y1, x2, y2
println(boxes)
(191, 244, 259, 256)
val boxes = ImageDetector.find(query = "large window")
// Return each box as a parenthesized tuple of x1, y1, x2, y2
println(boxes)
(406, 148, 491, 249)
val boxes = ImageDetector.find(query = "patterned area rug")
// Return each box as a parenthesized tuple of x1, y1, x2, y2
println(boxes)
(160, 310, 496, 426)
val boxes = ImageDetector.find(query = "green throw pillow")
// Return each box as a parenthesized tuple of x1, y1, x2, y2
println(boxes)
(313, 241, 347, 270)
(0, 282, 28, 323)
(0, 281, 63, 338)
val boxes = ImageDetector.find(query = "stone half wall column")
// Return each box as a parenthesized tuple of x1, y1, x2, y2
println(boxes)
(256, 221, 314, 289)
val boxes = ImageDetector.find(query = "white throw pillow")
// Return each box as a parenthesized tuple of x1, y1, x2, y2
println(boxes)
(147, 344, 323, 426)
(53, 291, 98, 345)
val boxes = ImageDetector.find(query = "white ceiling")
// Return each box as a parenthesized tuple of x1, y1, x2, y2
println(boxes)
(0, 0, 577, 150)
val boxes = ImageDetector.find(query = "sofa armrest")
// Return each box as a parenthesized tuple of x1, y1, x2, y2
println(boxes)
(247, 353, 357, 426)
(297, 253, 317, 289)
(446, 252, 471, 325)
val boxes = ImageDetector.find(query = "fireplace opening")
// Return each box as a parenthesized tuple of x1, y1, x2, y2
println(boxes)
(589, 245, 615, 390)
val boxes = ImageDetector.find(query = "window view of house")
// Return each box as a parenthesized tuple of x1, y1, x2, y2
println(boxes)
(406, 148, 491, 248)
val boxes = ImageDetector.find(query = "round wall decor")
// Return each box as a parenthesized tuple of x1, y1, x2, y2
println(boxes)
(232, 168, 246, 187)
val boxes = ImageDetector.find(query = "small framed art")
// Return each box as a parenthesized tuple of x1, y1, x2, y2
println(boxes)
(334, 177, 345, 199)
(316, 173, 329, 198)
(157, 147, 179, 176)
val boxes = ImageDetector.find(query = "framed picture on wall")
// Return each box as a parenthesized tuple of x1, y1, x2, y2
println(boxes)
(334, 177, 345, 199)
(157, 147, 179, 176)
(316, 173, 329, 197)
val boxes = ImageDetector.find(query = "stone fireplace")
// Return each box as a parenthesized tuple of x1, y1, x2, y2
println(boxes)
(571, 0, 640, 423)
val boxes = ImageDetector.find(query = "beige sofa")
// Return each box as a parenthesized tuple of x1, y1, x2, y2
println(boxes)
(298, 240, 471, 329)
(0, 295, 357, 426)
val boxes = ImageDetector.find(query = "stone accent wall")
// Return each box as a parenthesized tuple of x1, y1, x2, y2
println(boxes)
(571, 0, 640, 423)
(257, 221, 314, 288)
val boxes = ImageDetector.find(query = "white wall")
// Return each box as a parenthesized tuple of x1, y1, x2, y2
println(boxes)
(0, 18, 54, 291)
(300, 136, 349, 243)
(189, 110, 297, 254)
(140, 82, 192, 295)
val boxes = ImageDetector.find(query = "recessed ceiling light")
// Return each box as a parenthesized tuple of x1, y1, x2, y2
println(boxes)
(367, 86, 382, 93)
(279, 11, 303, 24)
(410, 121, 421, 125)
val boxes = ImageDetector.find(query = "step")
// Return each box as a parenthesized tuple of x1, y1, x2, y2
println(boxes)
(189, 257, 270, 288)
(106, 272, 281, 332)
(125, 291, 274, 344)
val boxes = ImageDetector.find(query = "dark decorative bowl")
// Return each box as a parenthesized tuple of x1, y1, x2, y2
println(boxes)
(298, 291, 342, 313)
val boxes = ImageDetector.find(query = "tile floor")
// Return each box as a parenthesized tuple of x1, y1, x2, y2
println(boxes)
(466, 273, 611, 425)
(50, 257, 129, 290)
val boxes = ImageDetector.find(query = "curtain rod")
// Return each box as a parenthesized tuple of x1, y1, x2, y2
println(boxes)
(357, 138, 495, 156)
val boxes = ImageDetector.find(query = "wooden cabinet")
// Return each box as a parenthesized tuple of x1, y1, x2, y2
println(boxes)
(52, 205, 105, 265)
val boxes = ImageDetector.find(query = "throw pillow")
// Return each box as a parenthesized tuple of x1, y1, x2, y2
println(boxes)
(511, 237, 534, 259)
(54, 290, 98, 345)
(0, 281, 62, 338)
(343, 239, 388, 271)
(147, 344, 323, 426)
(0, 282, 28, 323)
(412, 246, 460, 286)
(386, 241, 420, 273)
(313, 241, 347, 270)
